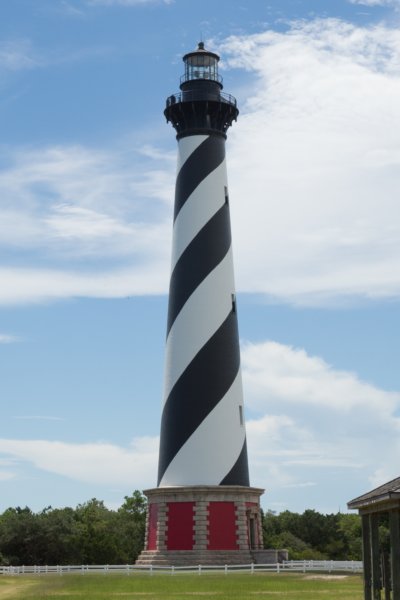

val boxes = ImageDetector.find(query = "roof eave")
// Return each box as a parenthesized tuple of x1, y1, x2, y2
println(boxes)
(348, 491, 400, 511)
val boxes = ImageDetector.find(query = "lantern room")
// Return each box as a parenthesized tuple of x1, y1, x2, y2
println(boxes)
(180, 42, 223, 88)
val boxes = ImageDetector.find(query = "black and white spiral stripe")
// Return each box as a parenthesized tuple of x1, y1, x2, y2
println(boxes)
(157, 134, 250, 487)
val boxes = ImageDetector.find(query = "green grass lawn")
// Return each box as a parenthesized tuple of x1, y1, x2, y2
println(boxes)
(0, 572, 363, 599)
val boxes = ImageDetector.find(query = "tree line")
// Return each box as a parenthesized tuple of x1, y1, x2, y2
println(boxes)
(0, 491, 146, 566)
(0, 492, 366, 565)
(262, 509, 362, 560)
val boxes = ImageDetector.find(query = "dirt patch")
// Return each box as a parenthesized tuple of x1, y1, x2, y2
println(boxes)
(47, 594, 221, 598)
(303, 575, 349, 580)
(0, 581, 36, 599)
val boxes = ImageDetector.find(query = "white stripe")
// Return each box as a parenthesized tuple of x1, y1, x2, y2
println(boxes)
(176, 135, 208, 174)
(163, 248, 235, 403)
(171, 159, 227, 269)
(159, 371, 245, 487)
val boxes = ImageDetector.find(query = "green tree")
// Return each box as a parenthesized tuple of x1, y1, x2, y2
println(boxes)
(74, 499, 119, 564)
(36, 506, 82, 564)
(262, 509, 280, 543)
(338, 513, 362, 560)
(270, 530, 326, 560)
(119, 490, 147, 517)
(115, 491, 147, 562)
(262, 509, 362, 561)
(0, 492, 147, 566)
(0, 507, 41, 565)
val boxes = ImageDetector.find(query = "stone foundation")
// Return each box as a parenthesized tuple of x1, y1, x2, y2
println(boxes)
(136, 485, 264, 566)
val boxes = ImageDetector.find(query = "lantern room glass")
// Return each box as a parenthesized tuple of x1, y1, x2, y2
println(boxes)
(184, 53, 219, 82)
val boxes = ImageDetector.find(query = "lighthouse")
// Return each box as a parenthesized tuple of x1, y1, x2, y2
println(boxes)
(137, 43, 264, 566)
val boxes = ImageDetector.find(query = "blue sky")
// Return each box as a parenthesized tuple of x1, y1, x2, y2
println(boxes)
(1, 0, 400, 515)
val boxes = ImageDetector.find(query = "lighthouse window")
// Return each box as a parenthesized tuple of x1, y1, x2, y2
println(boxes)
(239, 405, 244, 426)
(231, 293, 236, 313)
(224, 186, 229, 204)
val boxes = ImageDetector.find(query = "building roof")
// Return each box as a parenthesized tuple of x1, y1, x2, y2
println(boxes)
(348, 476, 400, 510)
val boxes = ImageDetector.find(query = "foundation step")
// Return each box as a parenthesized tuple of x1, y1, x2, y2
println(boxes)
(136, 549, 254, 566)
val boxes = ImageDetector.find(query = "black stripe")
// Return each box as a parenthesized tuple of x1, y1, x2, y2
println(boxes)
(174, 135, 225, 221)
(220, 439, 250, 486)
(157, 310, 240, 485)
(167, 203, 231, 335)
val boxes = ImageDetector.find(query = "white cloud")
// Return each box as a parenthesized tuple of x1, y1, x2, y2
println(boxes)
(0, 459, 17, 481)
(0, 471, 16, 481)
(0, 334, 20, 343)
(86, 0, 172, 5)
(242, 340, 400, 417)
(12, 416, 64, 421)
(0, 37, 121, 75)
(0, 144, 172, 304)
(369, 464, 400, 488)
(0, 40, 41, 71)
(219, 20, 400, 305)
(241, 340, 400, 501)
(282, 481, 317, 489)
(349, 0, 400, 6)
(58, 1, 86, 17)
(0, 436, 159, 488)
(1, 142, 174, 216)
(0, 265, 167, 305)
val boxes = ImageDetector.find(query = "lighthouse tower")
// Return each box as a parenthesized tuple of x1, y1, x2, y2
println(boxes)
(137, 43, 264, 566)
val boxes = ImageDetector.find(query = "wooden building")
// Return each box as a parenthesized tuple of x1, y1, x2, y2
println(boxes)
(348, 477, 400, 600)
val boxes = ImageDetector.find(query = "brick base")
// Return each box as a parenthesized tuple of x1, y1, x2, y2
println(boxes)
(136, 485, 264, 566)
